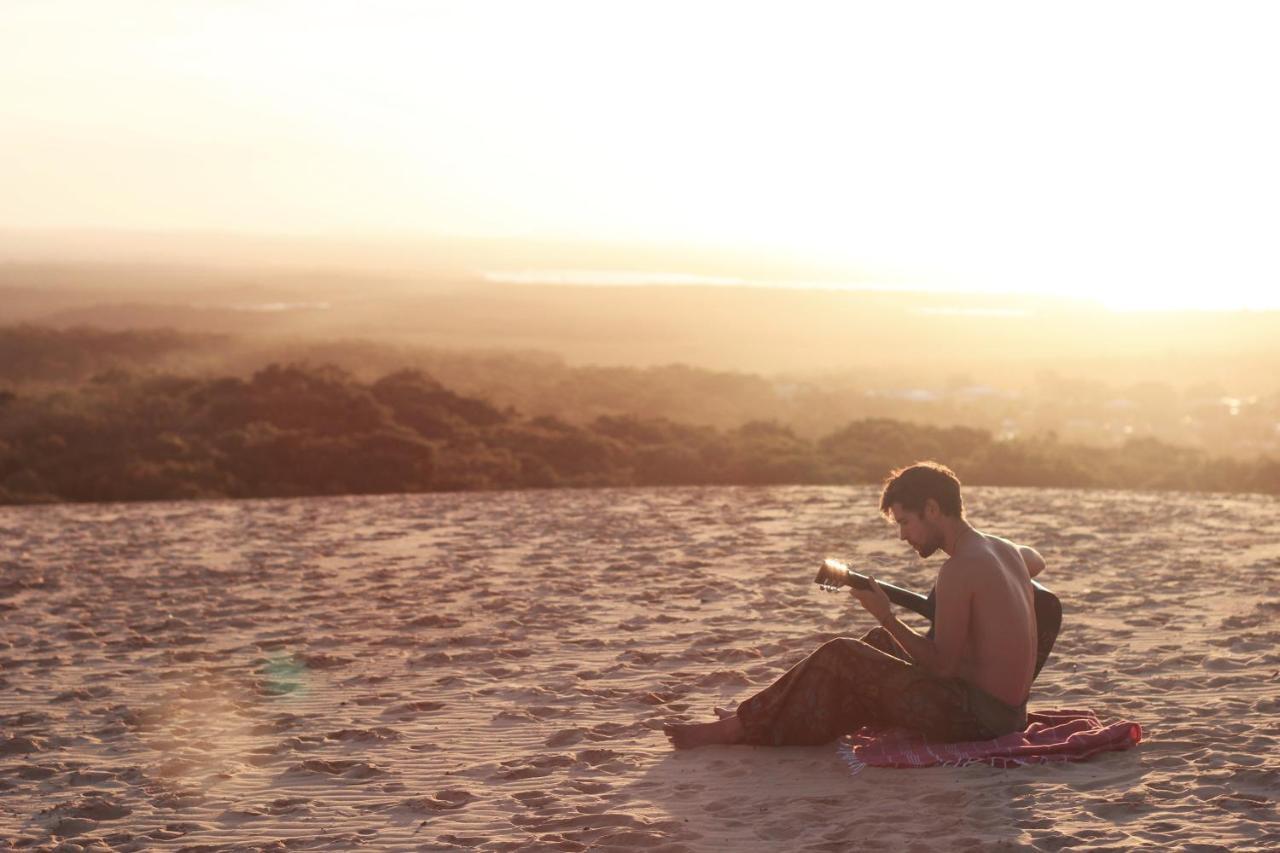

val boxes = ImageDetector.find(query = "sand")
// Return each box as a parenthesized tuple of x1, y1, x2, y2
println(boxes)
(0, 485, 1276, 851)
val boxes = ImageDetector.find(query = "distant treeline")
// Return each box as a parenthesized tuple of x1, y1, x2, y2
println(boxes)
(6, 324, 1280, 465)
(0, 324, 793, 430)
(0, 324, 229, 385)
(1, 363, 1276, 505)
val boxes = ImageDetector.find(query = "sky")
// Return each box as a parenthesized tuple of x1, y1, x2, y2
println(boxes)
(3, 1, 1279, 309)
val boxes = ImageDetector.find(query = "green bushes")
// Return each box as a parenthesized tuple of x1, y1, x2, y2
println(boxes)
(0, 362, 1276, 504)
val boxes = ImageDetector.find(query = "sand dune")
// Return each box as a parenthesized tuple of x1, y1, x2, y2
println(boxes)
(0, 485, 1276, 850)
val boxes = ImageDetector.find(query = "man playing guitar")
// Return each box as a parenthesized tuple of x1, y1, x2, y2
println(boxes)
(665, 461, 1055, 749)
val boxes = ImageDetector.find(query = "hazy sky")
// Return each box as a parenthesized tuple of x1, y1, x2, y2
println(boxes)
(4, 1, 1279, 308)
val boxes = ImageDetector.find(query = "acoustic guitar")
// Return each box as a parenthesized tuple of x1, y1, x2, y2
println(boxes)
(813, 558, 1062, 679)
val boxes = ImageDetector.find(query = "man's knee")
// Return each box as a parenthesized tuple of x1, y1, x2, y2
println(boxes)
(816, 637, 873, 660)
(815, 635, 907, 671)
(859, 626, 900, 654)
(860, 626, 892, 644)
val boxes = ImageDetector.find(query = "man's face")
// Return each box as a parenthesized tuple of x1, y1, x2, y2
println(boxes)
(890, 503, 943, 558)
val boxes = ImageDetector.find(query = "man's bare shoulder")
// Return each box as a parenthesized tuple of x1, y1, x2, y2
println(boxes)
(984, 532, 1045, 579)
(936, 550, 992, 588)
(939, 536, 1009, 587)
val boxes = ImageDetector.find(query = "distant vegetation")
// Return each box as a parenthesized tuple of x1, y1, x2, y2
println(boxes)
(1, 359, 1276, 505)
(0, 324, 228, 386)
(3, 324, 1278, 463)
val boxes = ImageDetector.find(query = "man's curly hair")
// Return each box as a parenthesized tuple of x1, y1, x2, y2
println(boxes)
(879, 461, 964, 519)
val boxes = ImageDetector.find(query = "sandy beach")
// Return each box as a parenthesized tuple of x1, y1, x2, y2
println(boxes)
(1, 485, 1276, 851)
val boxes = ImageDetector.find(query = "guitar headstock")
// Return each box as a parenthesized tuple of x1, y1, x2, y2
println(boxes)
(814, 558, 850, 592)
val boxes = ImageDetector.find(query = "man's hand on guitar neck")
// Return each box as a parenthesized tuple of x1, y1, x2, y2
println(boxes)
(850, 575, 893, 625)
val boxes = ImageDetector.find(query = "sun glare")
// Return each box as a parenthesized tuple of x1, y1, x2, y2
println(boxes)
(2, 1, 1279, 310)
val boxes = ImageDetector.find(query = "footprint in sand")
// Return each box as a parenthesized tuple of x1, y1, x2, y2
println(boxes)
(324, 726, 401, 743)
(264, 797, 312, 816)
(493, 753, 576, 781)
(399, 789, 479, 812)
(562, 779, 613, 795)
(43, 795, 132, 822)
(546, 727, 586, 747)
(702, 797, 736, 815)
(574, 748, 626, 767)
(512, 790, 556, 808)
(15, 764, 59, 780)
(285, 759, 390, 780)
(1084, 794, 1155, 819)
(435, 833, 493, 847)
(50, 817, 98, 836)
(382, 700, 445, 717)
(0, 735, 49, 756)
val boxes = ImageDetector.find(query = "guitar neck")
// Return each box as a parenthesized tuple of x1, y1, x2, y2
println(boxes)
(846, 572, 935, 620)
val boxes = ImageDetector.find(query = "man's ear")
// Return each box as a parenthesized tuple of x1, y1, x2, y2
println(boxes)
(923, 498, 940, 521)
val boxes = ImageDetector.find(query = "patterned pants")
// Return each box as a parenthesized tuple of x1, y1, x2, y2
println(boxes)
(735, 627, 1026, 746)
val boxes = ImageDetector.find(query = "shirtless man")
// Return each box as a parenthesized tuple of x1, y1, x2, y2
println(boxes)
(664, 461, 1045, 749)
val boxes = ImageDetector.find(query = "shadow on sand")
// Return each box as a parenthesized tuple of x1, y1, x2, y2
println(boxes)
(619, 734, 1035, 851)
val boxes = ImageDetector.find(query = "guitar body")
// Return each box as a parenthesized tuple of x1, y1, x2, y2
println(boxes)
(815, 560, 1062, 680)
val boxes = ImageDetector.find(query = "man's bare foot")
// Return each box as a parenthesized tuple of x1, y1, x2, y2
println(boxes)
(663, 715, 744, 749)
(713, 706, 736, 720)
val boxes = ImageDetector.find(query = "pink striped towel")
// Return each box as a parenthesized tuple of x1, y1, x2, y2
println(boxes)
(840, 709, 1142, 772)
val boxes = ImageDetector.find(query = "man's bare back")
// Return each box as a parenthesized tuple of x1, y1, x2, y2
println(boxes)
(938, 532, 1038, 707)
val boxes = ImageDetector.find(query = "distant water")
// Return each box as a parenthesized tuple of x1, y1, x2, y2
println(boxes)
(482, 269, 1032, 317)
(482, 268, 1280, 311)
(482, 268, 945, 294)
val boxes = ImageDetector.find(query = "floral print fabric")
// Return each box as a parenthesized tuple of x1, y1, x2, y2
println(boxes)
(735, 627, 1027, 746)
